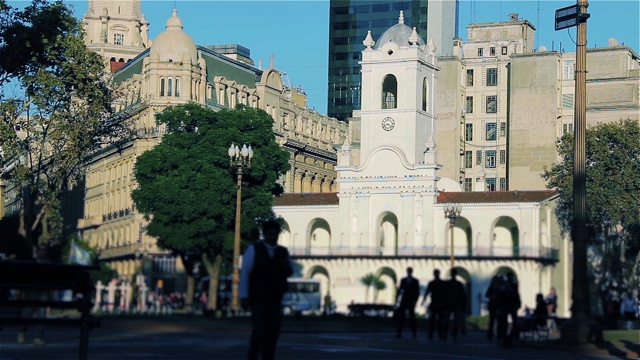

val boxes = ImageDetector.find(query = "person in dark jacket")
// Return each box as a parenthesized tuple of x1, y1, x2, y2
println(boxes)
(395, 267, 420, 338)
(496, 272, 521, 347)
(444, 268, 467, 341)
(240, 219, 293, 360)
(485, 275, 502, 341)
(421, 268, 446, 341)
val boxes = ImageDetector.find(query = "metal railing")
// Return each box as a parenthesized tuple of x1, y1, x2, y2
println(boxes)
(288, 246, 559, 261)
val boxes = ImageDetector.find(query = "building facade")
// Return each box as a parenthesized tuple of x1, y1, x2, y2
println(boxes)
(435, 14, 640, 191)
(78, 4, 347, 289)
(327, 0, 458, 121)
(275, 16, 571, 317)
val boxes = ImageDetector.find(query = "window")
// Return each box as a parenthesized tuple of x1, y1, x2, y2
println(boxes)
(486, 122, 497, 140)
(382, 74, 397, 109)
(175, 77, 180, 97)
(563, 123, 574, 133)
(466, 69, 474, 86)
(465, 151, 473, 168)
(476, 150, 482, 165)
(500, 178, 507, 191)
(160, 78, 165, 96)
(486, 178, 496, 191)
(563, 60, 575, 80)
(464, 178, 472, 192)
(465, 123, 473, 141)
(167, 78, 173, 97)
(500, 150, 506, 164)
(353, 52, 361, 60)
(487, 68, 498, 86)
(486, 95, 497, 113)
(477, 48, 483, 57)
(501, 46, 508, 55)
(485, 150, 496, 168)
(114, 33, 124, 45)
(465, 96, 474, 114)
(422, 78, 428, 111)
(490, 47, 496, 56)
(500, 122, 506, 137)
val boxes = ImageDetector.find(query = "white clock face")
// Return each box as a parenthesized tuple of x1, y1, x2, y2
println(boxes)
(381, 117, 395, 131)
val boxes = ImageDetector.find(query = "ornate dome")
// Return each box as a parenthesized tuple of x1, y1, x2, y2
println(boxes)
(375, 11, 425, 49)
(149, 9, 198, 63)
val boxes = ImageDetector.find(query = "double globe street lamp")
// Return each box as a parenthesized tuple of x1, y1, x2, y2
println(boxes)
(443, 203, 462, 270)
(228, 143, 253, 312)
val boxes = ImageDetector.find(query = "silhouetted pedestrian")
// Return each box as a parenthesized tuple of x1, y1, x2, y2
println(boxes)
(421, 269, 446, 341)
(395, 267, 420, 338)
(444, 268, 466, 342)
(485, 275, 501, 341)
(496, 272, 520, 347)
(240, 219, 293, 360)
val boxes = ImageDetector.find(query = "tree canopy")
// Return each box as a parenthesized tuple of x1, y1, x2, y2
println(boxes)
(542, 119, 640, 295)
(0, 0, 128, 250)
(131, 103, 290, 308)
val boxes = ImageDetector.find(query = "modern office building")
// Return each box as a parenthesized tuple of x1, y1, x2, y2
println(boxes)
(327, 0, 459, 121)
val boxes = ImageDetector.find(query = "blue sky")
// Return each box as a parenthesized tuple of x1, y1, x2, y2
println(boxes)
(21, 1, 640, 114)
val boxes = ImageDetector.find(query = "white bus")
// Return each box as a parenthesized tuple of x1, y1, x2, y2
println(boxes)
(281, 278, 321, 315)
(203, 276, 321, 315)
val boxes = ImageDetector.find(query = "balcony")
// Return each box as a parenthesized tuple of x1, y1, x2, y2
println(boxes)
(289, 246, 559, 262)
(77, 215, 103, 229)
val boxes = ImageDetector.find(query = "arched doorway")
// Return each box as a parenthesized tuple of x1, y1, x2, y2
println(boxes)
(279, 220, 292, 249)
(307, 218, 331, 255)
(492, 217, 519, 256)
(446, 217, 472, 257)
(379, 212, 398, 256)
(375, 267, 397, 305)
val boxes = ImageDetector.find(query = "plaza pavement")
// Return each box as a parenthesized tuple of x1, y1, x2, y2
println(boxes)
(0, 314, 636, 359)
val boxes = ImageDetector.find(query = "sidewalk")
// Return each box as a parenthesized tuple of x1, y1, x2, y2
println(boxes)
(97, 313, 639, 358)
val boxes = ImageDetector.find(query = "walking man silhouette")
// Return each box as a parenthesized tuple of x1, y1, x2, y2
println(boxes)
(395, 267, 420, 338)
(422, 269, 446, 341)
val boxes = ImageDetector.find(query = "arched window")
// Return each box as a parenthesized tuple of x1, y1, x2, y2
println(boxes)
(167, 77, 173, 97)
(160, 78, 165, 96)
(381, 74, 397, 109)
(175, 77, 180, 97)
(422, 78, 428, 111)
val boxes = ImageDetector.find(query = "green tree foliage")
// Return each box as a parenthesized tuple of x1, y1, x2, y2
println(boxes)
(372, 276, 387, 304)
(0, 1, 128, 250)
(132, 103, 290, 309)
(542, 119, 640, 297)
(0, 0, 77, 86)
(360, 273, 376, 303)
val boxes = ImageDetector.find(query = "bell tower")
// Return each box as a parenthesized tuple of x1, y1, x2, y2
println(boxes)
(83, 0, 150, 72)
(358, 11, 439, 166)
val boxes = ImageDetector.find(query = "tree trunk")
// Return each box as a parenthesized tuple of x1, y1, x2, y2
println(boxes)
(202, 253, 222, 311)
(179, 254, 196, 312)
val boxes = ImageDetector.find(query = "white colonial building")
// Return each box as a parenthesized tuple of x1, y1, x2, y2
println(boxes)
(274, 14, 572, 317)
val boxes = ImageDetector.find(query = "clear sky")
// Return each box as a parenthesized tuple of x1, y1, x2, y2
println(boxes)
(24, 1, 640, 114)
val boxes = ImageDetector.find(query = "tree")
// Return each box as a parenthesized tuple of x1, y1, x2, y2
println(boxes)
(360, 273, 376, 303)
(0, 0, 128, 252)
(542, 119, 640, 304)
(132, 103, 290, 311)
(372, 276, 387, 304)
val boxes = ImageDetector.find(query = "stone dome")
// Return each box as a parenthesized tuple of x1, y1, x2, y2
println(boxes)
(149, 9, 198, 63)
(375, 12, 425, 49)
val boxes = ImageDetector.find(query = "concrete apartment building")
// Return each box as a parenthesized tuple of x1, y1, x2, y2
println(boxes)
(436, 14, 640, 192)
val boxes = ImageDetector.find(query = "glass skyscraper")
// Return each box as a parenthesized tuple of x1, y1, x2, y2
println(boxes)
(328, 0, 458, 121)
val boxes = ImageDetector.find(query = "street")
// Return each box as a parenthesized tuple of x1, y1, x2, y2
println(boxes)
(0, 316, 623, 360)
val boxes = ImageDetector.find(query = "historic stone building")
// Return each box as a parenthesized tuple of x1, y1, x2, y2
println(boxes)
(78, 2, 347, 288)
(274, 14, 571, 317)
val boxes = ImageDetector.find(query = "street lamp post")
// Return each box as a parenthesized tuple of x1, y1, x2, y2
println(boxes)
(444, 203, 462, 270)
(228, 143, 253, 312)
